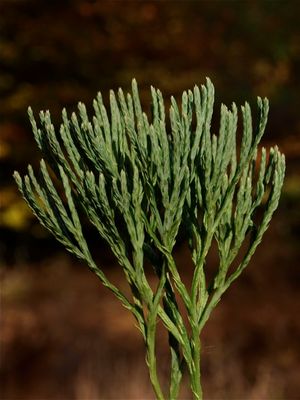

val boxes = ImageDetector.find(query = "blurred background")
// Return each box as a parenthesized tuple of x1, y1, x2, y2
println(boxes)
(1, 1, 299, 399)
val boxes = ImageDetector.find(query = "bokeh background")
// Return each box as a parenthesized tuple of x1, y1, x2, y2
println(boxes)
(1, 1, 299, 399)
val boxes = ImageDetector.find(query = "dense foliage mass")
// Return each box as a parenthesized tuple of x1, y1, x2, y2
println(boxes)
(14, 79, 285, 399)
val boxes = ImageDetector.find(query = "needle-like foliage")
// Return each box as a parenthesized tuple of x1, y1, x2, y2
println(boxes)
(14, 78, 285, 400)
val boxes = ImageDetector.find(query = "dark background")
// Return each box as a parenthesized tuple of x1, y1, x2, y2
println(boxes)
(1, 1, 299, 399)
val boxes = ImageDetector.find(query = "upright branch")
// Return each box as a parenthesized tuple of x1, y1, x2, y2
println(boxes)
(14, 78, 285, 400)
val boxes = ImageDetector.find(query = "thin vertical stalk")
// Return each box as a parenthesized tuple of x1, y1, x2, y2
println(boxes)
(146, 324, 165, 400)
(189, 298, 203, 400)
(146, 267, 167, 400)
(190, 331, 203, 400)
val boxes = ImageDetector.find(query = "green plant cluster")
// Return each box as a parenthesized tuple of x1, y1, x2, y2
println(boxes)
(14, 79, 285, 399)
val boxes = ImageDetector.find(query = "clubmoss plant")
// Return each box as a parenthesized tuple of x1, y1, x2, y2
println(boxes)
(14, 78, 285, 399)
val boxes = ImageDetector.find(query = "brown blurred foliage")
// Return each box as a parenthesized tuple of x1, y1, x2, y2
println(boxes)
(0, 1, 299, 399)
(0, 0, 299, 248)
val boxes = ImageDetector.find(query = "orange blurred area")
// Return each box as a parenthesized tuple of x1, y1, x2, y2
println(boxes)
(1, 1, 300, 399)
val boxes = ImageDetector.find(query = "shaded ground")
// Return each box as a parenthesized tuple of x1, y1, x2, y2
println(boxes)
(1, 209, 300, 399)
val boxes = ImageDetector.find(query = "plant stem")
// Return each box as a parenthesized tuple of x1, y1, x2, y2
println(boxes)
(190, 326, 203, 400)
(146, 270, 166, 400)
(147, 337, 165, 400)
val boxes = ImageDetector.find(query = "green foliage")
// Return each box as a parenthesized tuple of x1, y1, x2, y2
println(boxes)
(14, 78, 285, 400)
